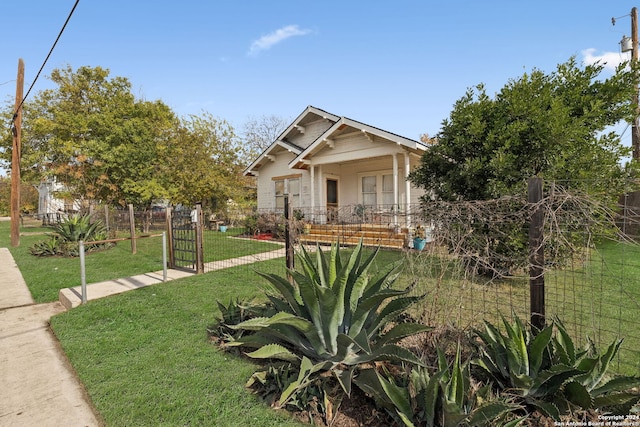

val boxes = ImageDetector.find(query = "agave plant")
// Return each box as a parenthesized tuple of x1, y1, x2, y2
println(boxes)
(473, 314, 640, 420)
(221, 241, 431, 407)
(356, 345, 523, 427)
(53, 214, 106, 242)
(29, 235, 61, 256)
(30, 214, 111, 257)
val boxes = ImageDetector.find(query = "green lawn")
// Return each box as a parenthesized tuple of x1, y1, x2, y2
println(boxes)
(2, 217, 638, 425)
(50, 261, 304, 427)
(402, 240, 640, 375)
(0, 220, 281, 303)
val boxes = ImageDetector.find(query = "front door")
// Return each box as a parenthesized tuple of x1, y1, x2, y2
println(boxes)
(327, 179, 338, 223)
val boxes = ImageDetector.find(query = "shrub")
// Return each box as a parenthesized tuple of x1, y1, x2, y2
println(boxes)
(30, 235, 62, 256)
(356, 345, 522, 427)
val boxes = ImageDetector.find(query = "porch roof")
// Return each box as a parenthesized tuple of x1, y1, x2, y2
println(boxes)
(243, 106, 338, 177)
(243, 105, 428, 176)
(288, 116, 427, 169)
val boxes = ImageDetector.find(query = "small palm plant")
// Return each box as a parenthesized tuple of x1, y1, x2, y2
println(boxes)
(217, 241, 431, 408)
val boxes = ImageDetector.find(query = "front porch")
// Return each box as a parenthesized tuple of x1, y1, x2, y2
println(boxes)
(292, 203, 425, 250)
(299, 222, 408, 249)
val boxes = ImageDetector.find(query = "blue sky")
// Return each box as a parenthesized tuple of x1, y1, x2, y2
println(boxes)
(1, 1, 638, 146)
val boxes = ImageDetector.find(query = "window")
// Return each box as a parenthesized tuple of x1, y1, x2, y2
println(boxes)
(360, 173, 397, 209)
(362, 176, 377, 207)
(275, 178, 300, 210)
(382, 174, 394, 207)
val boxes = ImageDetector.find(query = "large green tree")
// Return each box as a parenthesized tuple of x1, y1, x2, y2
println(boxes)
(1, 65, 177, 209)
(162, 112, 251, 210)
(1, 65, 252, 212)
(410, 57, 639, 201)
(409, 58, 640, 277)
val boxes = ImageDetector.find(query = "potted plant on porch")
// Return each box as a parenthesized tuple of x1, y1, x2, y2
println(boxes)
(413, 224, 427, 250)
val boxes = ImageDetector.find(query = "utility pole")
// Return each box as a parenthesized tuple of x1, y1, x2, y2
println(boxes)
(632, 7, 639, 161)
(10, 59, 24, 247)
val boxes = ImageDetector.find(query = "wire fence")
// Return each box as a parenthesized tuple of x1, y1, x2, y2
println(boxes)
(80, 180, 640, 374)
(402, 179, 640, 375)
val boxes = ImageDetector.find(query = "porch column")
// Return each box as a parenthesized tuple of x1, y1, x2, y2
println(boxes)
(404, 153, 411, 227)
(318, 165, 324, 224)
(393, 153, 399, 226)
(310, 165, 315, 222)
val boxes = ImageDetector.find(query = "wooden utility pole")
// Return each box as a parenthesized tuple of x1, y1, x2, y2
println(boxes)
(632, 7, 639, 160)
(10, 59, 24, 247)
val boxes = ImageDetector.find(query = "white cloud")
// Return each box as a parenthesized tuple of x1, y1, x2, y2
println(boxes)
(582, 48, 630, 71)
(248, 25, 311, 56)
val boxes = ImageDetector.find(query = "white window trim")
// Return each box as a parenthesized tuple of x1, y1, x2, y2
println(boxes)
(275, 177, 300, 210)
(358, 170, 394, 209)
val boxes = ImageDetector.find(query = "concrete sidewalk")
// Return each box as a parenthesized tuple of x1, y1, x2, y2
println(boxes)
(0, 247, 102, 427)
(58, 247, 287, 309)
(0, 245, 289, 426)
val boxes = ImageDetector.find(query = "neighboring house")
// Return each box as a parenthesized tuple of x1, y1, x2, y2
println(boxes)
(244, 106, 428, 225)
(36, 178, 79, 223)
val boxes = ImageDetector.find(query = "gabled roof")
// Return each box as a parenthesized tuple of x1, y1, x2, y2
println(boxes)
(243, 105, 426, 176)
(289, 115, 426, 169)
(243, 136, 304, 177)
(244, 106, 338, 176)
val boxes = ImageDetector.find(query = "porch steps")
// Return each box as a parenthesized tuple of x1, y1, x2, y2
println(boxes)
(299, 223, 407, 249)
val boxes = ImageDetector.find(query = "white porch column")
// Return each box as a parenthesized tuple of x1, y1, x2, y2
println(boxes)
(310, 165, 315, 222)
(318, 165, 324, 223)
(393, 153, 399, 226)
(404, 152, 411, 227)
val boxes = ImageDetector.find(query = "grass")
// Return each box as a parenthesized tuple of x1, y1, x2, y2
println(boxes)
(0, 220, 282, 303)
(50, 260, 304, 426)
(549, 240, 640, 374)
(45, 245, 406, 426)
(2, 217, 638, 424)
(402, 239, 640, 375)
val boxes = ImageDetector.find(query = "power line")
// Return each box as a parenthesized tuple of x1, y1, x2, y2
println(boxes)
(11, 0, 80, 124)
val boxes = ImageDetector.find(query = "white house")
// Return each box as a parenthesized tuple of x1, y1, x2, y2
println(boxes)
(37, 179, 66, 216)
(244, 106, 428, 225)
(36, 178, 80, 223)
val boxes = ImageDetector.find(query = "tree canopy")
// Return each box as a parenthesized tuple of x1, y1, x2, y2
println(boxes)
(1, 65, 251, 211)
(239, 114, 290, 167)
(409, 57, 640, 201)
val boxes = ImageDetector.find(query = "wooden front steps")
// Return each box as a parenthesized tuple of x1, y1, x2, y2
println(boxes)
(298, 223, 407, 249)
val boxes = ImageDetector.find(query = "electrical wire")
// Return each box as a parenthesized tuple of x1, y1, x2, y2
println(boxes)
(11, 0, 80, 124)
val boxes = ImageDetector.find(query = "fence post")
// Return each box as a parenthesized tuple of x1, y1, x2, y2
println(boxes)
(162, 231, 168, 281)
(79, 240, 87, 304)
(195, 203, 204, 274)
(128, 203, 137, 254)
(166, 207, 174, 269)
(528, 177, 545, 332)
(284, 195, 294, 282)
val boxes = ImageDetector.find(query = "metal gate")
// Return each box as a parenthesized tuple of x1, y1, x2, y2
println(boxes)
(170, 206, 199, 272)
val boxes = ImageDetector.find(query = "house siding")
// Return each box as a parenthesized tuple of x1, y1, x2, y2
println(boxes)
(288, 119, 334, 149)
(248, 106, 428, 213)
(256, 152, 297, 210)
